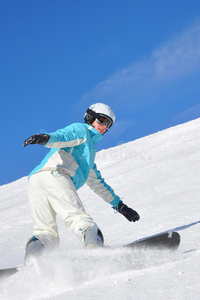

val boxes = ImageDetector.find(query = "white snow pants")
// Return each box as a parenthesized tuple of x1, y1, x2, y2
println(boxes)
(28, 171, 97, 250)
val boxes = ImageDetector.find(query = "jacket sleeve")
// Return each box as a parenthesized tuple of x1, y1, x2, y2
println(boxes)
(86, 163, 121, 207)
(45, 123, 86, 149)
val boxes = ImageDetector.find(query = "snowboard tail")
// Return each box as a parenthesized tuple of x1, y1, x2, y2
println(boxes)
(0, 267, 19, 278)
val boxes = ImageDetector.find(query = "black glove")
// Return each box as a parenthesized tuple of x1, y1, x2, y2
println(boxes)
(23, 134, 50, 147)
(115, 201, 140, 222)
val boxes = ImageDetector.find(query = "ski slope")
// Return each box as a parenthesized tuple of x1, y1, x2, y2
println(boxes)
(0, 118, 200, 300)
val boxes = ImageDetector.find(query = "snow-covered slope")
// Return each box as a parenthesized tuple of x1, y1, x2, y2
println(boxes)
(0, 118, 200, 300)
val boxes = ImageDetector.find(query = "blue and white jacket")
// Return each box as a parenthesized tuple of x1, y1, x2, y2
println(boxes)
(29, 123, 121, 207)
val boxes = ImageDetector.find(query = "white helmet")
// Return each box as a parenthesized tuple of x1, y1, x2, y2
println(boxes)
(84, 103, 116, 130)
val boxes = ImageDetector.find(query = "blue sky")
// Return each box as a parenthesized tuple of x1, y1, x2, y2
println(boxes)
(1, 0, 200, 185)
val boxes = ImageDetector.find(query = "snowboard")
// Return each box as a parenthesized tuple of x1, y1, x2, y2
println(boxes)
(0, 231, 180, 278)
(123, 231, 180, 250)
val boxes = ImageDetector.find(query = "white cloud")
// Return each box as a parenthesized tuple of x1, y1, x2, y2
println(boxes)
(78, 20, 200, 110)
(152, 21, 200, 80)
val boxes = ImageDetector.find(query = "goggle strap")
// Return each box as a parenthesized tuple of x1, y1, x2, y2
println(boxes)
(86, 108, 99, 119)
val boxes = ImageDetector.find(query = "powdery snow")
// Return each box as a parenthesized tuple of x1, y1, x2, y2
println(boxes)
(0, 118, 200, 300)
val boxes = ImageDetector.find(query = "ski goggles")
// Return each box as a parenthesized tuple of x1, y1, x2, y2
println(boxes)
(96, 115, 113, 130)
